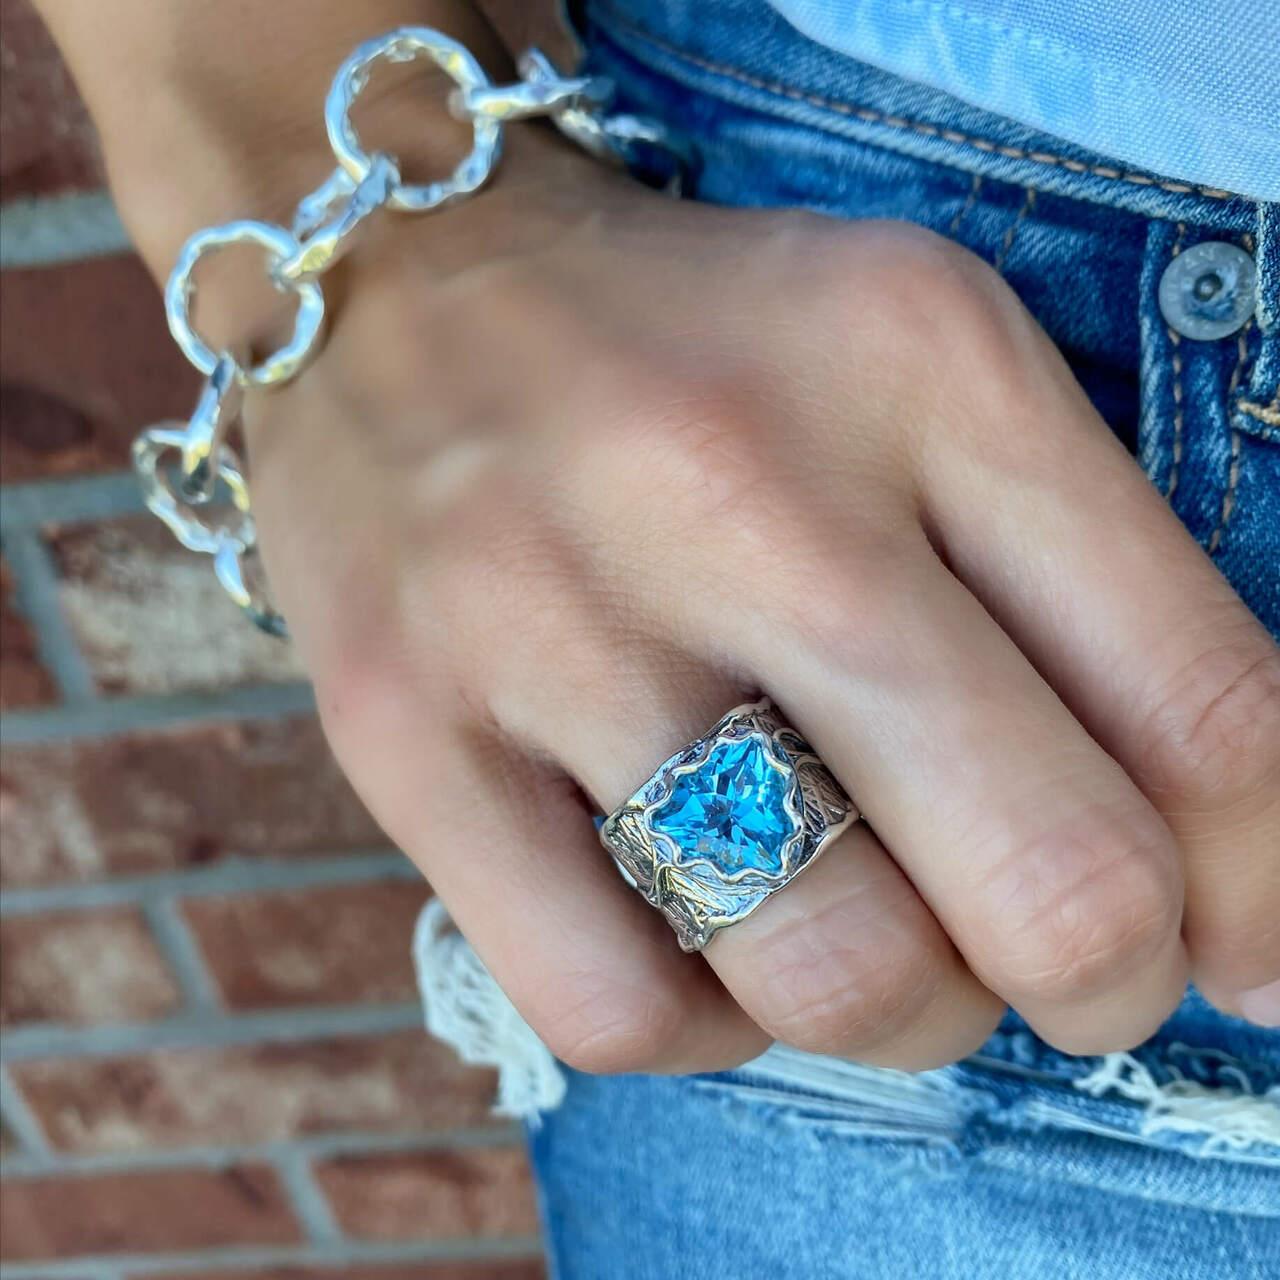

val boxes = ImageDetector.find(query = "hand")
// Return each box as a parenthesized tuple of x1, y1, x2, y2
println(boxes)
(207, 128, 1277, 1072)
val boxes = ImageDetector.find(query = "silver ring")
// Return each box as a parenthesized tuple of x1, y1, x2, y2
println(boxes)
(599, 699, 859, 951)
(324, 27, 502, 214)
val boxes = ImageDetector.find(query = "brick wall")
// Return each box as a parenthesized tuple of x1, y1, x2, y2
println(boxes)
(0, 3, 565, 1276)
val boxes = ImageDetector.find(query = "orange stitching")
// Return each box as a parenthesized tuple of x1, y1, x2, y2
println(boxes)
(994, 188, 1036, 272)
(1164, 224, 1188, 502)
(948, 172, 983, 236)
(1210, 322, 1254, 555)
(601, 10, 1239, 202)
(1238, 399, 1280, 428)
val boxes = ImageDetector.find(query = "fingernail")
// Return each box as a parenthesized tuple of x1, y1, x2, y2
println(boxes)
(1238, 978, 1280, 1027)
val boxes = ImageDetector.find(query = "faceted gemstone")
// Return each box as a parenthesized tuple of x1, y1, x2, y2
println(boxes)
(649, 735, 797, 875)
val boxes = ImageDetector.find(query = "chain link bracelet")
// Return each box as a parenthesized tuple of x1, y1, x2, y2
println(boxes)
(134, 28, 685, 638)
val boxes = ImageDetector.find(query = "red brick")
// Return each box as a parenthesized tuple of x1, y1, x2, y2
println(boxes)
(0, 556, 55, 709)
(0, 1165, 298, 1260)
(0, 256, 197, 483)
(0, 0, 103, 197)
(184, 880, 430, 1010)
(151, 1264, 545, 1280)
(0, 907, 179, 1026)
(13, 1030, 497, 1152)
(45, 516, 304, 695)
(0, 715, 384, 887)
(317, 1146, 539, 1241)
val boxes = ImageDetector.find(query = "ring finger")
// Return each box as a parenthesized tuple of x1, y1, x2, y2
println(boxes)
(502, 638, 1006, 1071)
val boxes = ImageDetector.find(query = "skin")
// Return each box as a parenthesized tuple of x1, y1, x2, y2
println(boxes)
(38, 0, 1280, 1074)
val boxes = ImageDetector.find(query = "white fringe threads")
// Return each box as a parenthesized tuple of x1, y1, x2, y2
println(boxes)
(1075, 1050, 1280, 1153)
(412, 898, 566, 1121)
(413, 899, 1280, 1153)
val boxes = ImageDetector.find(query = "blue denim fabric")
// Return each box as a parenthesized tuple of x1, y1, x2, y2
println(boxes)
(765, 1, 1280, 201)
(532, 3, 1280, 1276)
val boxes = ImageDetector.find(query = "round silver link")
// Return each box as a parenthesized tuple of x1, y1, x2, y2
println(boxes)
(132, 424, 285, 635)
(165, 220, 326, 387)
(325, 27, 502, 214)
(451, 48, 611, 123)
(276, 153, 400, 284)
(179, 351, 244, 503)
(133, 424, 254, 556)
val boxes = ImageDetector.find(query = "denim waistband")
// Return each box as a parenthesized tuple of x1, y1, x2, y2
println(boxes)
(571, 0, 1269, 235)
(570, 0, 1279, 439)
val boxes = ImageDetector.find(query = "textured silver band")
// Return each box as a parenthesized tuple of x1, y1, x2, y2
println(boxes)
(599, 699, 859, 951)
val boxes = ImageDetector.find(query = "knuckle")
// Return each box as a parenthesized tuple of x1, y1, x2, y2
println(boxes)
(973, 804, 1182, 1004)
(816, 221, 1033, 380)
(1137, 637, 1280, 803)
(536, 979, 689, 1075)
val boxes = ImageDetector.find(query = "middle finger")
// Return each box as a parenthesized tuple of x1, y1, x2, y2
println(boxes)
(706, 535, 1190, 1054)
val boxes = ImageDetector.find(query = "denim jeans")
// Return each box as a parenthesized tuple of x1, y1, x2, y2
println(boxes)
(523, 3, 1280, 1277)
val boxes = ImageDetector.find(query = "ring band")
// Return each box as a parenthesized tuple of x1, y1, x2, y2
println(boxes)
(598, 699, 859, 951)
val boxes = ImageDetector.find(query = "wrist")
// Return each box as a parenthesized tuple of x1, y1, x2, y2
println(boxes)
(34, 1, 516, 274)
(64, 10, 619, 374)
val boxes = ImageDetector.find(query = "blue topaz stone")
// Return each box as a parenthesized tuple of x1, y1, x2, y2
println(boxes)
(599, 699, 857, 951)
(648, 734, 799, 877)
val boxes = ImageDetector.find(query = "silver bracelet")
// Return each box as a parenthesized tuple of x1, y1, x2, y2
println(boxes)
(134, 28, 684, 637)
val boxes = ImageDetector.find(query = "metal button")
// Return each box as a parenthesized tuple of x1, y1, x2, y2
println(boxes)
(1158, 240, 1256, 341)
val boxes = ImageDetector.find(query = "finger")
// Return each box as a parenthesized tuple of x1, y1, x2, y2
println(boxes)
(311, 649, 768, 1076)
(507, 645, 1006, 1071)
(709, 825, 1006, 1070)
(709, 539, 1190, 1055)
(916, 364, 1280, 1017)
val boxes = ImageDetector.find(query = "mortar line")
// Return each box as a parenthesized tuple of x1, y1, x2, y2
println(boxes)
(143, 898, 221, 1013)
(0, 1066, 50, 1159)
(275, 1147, 343, 1246)
(0, 851, 416, 916)
(0, 191, 130, 268)
(0, 1236, 544, 1279)
(0, 473, 148, 532)
(0, 1127, 522, 1179)
(0, 681, 317, 745)
(1, 528, 98, 704)
(0, 1001, 424, 1062)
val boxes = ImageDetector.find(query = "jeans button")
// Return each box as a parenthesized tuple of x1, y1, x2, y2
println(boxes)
(1158, 240, 1257, 341)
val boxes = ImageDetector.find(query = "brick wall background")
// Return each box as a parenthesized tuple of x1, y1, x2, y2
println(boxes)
(0, 3, 568, 1276)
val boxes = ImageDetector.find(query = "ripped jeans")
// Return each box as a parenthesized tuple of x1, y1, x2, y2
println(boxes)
(426, 2, 1280, 1276)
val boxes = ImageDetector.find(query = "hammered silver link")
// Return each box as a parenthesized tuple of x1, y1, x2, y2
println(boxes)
(165, 220, 326, 387)
(138, 28, 687, 638)
(451, 48, 611, 123)
(325, 27, 501, 213)
(179, 351, 243, 503)
(276, 153, 400, 284)
(132, 424, 285, 636)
